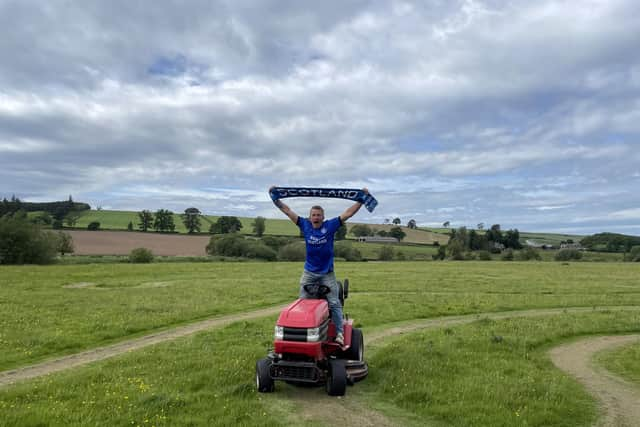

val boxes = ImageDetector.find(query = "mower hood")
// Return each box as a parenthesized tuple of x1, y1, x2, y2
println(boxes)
(277, 298, 329, 329)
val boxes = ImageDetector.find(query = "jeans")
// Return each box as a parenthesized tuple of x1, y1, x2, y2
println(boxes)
(299, 270, 343, 335)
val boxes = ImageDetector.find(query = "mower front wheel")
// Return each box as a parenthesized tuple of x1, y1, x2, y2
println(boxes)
(326, 359, 347, 396)
(256, 358, 275, 393)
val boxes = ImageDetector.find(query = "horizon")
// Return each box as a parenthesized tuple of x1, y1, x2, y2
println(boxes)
(7, 194, 638, 238)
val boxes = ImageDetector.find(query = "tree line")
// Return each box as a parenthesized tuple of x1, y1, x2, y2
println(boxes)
(133, 208, 271, 236)
(1, 195, 90, 229)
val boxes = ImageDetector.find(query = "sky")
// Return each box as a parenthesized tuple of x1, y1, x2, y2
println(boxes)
(1, 0, 639, 236)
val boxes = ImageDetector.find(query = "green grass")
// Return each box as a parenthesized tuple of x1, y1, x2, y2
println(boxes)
(364, 311, 639, 427)
(2, 262, 640, 425)
(0, 263, 301, 370)
(419, 228, 586, 246)
(2, 305, 639, 425)
(596, 342, 640, 387)
(0, 319, 290, 427)
(519, 232, 584, 246)
(349, 242, 438, 260)
(73, 210, 301, 236)
(2, 262, 640, 371)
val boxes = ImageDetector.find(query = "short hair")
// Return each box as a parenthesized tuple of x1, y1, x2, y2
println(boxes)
(310, 205, 324, 215)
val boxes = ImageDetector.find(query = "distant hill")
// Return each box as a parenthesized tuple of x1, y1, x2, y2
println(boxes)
(66, 210, 446, 244)
(580, 233, 640, 252)
(53, 209, 622, 248)
(1, 197, 90, 217)
(421, 227, 584, 246)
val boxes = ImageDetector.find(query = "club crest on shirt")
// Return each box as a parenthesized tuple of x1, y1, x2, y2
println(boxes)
(321, 227, 327, 233)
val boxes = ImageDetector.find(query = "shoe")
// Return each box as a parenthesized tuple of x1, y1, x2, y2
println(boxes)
(335, 332, 344, 346)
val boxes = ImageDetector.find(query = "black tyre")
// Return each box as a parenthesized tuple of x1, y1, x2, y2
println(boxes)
(326, 359, 347, 396)
(343, 328, 364, 361)
(256, 358, 274, 393)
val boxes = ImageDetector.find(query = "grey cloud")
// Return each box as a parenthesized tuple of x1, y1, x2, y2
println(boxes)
(2, 0, 640, 234)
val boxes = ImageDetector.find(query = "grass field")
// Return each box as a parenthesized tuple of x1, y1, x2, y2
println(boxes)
(596, 342, 640, 386)
(72, 209, 450, 244)
(74, 210, 300, 237)
(2, 262, 639, 371)
(420, 227, 585, 246)
(2, 262, 639, 426)
(519, 232, 584, 246)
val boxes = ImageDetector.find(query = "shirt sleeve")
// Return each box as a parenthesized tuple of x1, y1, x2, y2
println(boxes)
(327, 217, 342, 233)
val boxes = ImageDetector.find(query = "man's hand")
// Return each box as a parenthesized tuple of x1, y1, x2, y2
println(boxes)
(270, 186, 298, 224)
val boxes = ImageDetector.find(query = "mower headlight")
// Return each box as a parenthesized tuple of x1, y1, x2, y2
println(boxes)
(274, 325, 284, 340)
(307, 327, 320, 342)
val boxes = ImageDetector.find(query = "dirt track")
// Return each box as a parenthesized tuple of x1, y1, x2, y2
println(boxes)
(550, 335, 640, 427)
(2, 306, 640, 426)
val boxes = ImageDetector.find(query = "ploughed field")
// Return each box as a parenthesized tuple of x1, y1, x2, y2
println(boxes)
(66, 230, 211, 256)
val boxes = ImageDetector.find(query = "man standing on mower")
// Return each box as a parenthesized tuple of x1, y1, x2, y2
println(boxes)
(270, 187, 369, 346)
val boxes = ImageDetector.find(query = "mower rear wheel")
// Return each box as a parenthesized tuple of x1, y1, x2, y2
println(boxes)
(256, 358, 274, 393)
(326, 359, 347, 396)
(343, 328, 364, 361)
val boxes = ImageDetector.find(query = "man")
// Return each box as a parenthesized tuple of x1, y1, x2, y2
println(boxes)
(270, 186, 369, 345)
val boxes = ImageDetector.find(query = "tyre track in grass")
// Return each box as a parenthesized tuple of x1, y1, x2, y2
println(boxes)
(0, 305, 284, 388)
(2, 306, 640, 427)
(550, 335, 640, 427)
(280, 306, 640, 427)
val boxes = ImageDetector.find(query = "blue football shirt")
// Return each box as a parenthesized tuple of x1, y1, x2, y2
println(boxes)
(297, 216, 342, 274)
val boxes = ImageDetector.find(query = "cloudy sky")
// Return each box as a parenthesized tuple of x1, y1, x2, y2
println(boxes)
(1, 0, 639, 235)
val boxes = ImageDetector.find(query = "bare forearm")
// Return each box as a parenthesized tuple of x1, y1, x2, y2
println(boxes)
(340, 201, 363, 222)
(275, 199, 298, 223)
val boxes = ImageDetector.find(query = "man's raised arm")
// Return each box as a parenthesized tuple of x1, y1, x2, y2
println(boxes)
(339, 188, 368, 223)
(270, 186, 299, 224)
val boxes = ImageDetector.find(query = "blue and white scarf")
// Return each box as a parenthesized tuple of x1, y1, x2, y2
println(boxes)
(270, 187, 378, 213)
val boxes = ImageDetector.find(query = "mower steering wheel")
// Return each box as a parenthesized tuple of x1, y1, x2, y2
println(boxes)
(303, 284, 331, 298)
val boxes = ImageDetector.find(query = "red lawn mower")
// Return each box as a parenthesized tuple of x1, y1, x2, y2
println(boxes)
(256, 279, 368, 396)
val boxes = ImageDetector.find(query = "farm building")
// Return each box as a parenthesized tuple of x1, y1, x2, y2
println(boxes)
(357, 236, 399, 243)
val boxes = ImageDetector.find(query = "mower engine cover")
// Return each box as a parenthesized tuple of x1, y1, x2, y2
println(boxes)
(274, 298, 329, 359)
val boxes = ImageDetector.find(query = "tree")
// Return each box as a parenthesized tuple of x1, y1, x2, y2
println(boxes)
(127, 221, 134, 231)
(378, 245, 394, 261)
(153, 209, 175, 232)
(31, 212, 53, 225)
(388, 226, 406, 241)
(350, 224, 373, 237)
(407, 219, 417, 229)
(384, 218, 390, 224)
(432, 245, 446, 260)
(56, 232, 74, 256)
(210, 216, 242, 234)
(443, 221, 450, 228)
(252, 216, 266, 237)
(477, 223, 484, 230)
(182, 208, 202, 234)
(335, 224, 347, 241)
(138, 210, 154, 232)
(503, 229, 522, 249)
(392, 217, 401, 225)
(65, 212, 80, 227)
(87, 221, 100, 231)
(485, 224, 503, 244)
(0, 216, 58, 264)
(469, 229, 488, 251)
(447, 227, 470, 255)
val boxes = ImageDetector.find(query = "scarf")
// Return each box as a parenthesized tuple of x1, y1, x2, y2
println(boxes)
(270, 187, 378, 213)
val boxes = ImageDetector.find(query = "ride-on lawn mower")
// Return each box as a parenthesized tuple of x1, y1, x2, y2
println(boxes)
(256, 279, 368, 396)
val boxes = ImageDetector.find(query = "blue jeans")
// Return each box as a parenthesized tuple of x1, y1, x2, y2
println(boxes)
(299, 270, 343, 335)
